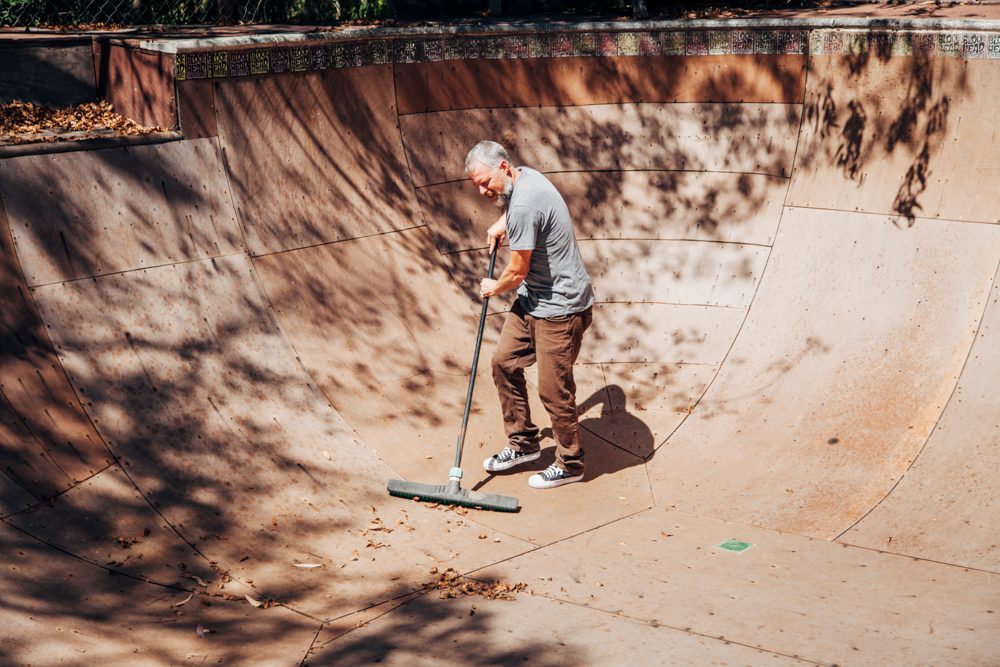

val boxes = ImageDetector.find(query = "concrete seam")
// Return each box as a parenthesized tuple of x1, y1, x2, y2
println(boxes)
(247, 223, 427, 260)
(645, 33, 811, 461)
(832, 240, 1000, 545)
(414, 165, 793, 189)
(23, 249, 249, 288)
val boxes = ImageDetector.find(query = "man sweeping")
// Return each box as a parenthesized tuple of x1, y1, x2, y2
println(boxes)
(465, 141, 595, 489)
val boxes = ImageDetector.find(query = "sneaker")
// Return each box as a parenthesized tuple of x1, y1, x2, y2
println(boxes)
(528, 463, 584, 489)
(483, 446, 541, 472)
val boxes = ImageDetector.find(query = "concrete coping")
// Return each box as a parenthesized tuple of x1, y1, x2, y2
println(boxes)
(132, 17, 1000, 54)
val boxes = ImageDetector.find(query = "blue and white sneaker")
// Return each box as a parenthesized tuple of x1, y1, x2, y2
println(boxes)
(528, 463, 584, 489)
(483, 446, 540, 472)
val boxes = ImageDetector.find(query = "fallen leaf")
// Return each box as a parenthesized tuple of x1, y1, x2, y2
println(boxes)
(479, 534, 487, 539)
(196, 624, 205, 638)
(323, 451, 331, 460)
(172, 592, 195, 607)
(293, 563, 323, 568)
(595, 581, 603, 587)
(245, 595, 262, 607)
(424, 455, 433, 459)
(181, 573, 209, 587)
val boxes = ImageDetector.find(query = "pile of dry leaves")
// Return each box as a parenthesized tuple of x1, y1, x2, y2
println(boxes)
(424, 567, 527, 601)
(0, 100, 168, 144)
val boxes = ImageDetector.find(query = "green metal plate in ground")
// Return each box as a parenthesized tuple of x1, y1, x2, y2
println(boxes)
(716, 539, 753, 553)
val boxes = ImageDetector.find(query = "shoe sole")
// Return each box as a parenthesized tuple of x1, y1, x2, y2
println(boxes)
(483, 450, 541, 472)
(528, 473, 584, 489)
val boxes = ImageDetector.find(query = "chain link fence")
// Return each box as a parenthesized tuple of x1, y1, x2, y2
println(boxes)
(0, 0, 396, 27)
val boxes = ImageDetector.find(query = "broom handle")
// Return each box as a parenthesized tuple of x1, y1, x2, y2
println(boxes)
(455, 245, 499, 470)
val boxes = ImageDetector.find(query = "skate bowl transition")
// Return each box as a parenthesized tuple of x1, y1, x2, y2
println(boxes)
(2, 16, 1000, 666)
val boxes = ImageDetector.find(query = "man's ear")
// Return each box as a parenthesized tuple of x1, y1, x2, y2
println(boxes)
(499, 160, 512, 177)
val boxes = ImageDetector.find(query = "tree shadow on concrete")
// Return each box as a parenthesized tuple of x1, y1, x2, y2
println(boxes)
(794, 43, 969, 227)
(307, 592, 588, 666)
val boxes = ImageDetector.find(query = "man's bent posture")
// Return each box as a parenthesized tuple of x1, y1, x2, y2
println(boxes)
(465, 141, 595, 489)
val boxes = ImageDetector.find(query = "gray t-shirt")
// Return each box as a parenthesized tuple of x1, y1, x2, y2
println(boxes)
(506, 167, 595, 318)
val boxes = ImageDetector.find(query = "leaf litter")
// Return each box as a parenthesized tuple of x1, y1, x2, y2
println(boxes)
(424, 567, 526, 601)
(0, 100, 169, 144)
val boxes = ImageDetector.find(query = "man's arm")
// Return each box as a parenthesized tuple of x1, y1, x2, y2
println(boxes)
(480, 249, 531, 299)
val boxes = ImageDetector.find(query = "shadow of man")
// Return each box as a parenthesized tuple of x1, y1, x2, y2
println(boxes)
(577, 384, 656, 462)
(472, 385, 655, 491)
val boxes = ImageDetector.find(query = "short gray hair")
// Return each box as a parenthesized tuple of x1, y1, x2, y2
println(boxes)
(465, 141, 510, 173)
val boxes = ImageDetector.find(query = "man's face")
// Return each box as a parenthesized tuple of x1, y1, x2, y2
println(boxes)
(468, 161, 513, 208)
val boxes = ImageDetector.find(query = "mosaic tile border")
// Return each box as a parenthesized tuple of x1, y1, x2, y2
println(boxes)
(173, 30, 1000, 80)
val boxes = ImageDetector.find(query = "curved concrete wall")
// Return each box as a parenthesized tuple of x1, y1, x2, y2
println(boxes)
(2, 27, 999, 586)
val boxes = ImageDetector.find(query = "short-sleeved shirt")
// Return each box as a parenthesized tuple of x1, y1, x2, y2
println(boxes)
(506, 167, 595, 318)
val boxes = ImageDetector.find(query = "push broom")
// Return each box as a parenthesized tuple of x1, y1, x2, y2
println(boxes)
(387, 247, 519, 512)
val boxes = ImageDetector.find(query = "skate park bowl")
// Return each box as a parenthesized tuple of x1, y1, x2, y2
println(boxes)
(2, 14, 1000, 666)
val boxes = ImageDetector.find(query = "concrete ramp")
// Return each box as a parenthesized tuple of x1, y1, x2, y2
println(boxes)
(1, 22, 998, 666)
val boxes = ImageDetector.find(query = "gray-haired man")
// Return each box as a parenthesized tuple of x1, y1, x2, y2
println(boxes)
(465, 141, 595, 489)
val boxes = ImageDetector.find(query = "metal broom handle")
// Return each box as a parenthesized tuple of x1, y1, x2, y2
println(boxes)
(454, 245, 499, 470)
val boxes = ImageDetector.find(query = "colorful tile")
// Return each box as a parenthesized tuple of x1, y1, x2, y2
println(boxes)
(506, 35, 528, 58)
(938, 33, 960, 57)
(618, 32, 639, 56)
(371, 40, 390, 64)
(776, 31, 799, 55)
(891, 33, 913, 56)
(844, 33, 867, 55)
(661, 32, 685, 55)
(685, 32, 709, 56)
(809, 31, 824, 55)
(445, 37, 463, 60)
(272, 47, 290, 73)
(869, 32, 891, 58)
(912, 33, 937, 57)
(187, 52, 207, 79)
(230, 50, 251, 76)
(573, 33, 596, 56)
(485, 36, 505, 59)
(822, 32, 844, 55)
(596, 33, 617, 56)
(754, 30, 776, 55)
(250, 49, 269, 74)
(308, 44, 329, 70)
(464, 37, 484, 59)
(989, 35, 1000, 58)
(962, 33, 986, 58)
(639, 32, 661, 56)
(423, 39, 444, 62)
(174, 54, 187, 81)
(291, 46, 308, 71)
(552, 34, 574, 57)
(348, 41, 371, 66)
(708, 31, 730, 55)
(797, 31, 809, 54)
(332, 42, 348, 67)
(732, 30, 754, 55)
(529, 34, 551, 58)
(394, 40, 417, 64)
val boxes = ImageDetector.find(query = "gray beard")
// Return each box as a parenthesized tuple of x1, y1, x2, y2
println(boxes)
(493, 174, 514, 208)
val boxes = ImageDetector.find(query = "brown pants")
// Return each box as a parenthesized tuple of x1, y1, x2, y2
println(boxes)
(492, 300, 593, 473)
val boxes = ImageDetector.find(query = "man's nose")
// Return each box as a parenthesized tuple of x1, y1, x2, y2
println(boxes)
(479, 185, 490, 196)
